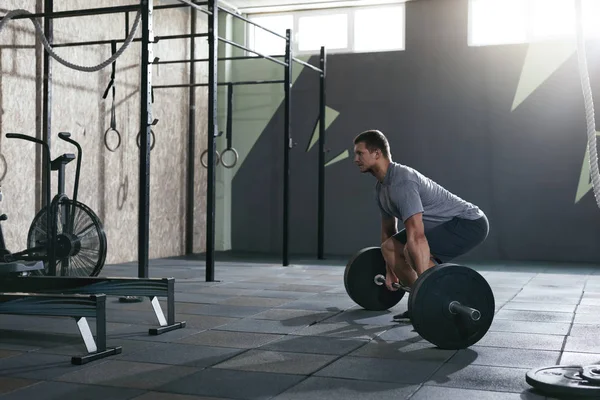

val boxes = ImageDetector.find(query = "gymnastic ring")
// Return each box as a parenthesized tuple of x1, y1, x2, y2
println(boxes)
(201, 149, 220, 168)
(221, 148, 239, 169)
(104, 127, 122, 152)
(136, 129, 156, 151)
(0, 154, 7, 182)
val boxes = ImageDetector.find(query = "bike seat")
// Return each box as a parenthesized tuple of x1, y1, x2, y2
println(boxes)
(0, 260, 44, 275)
(51, 154, 75, 170)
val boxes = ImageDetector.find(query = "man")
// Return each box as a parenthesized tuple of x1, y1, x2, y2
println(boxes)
(353, 129, 489, 319)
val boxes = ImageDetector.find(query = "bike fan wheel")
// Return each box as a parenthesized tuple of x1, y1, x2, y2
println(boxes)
(27, 199, 107, 277)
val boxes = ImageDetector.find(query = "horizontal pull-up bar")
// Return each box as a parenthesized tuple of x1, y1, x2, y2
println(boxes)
(292, 57, 323, 73)
(218, 7, 287, 40)
(154, 55, 287, 64)
(153, 79, 285, 89)
(52, 33, 209, 48)
(174, 0, 213, 15)
(154, 53, 323, 74)
(154, 1, 208, 10)
(218, 37, 289, 67)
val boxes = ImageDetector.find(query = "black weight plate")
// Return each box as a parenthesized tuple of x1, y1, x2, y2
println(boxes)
(526, 365, 600, 398)
(409, 263, 494, 349)
(407, 264, 439, 317)
(344, 247, 405, 311)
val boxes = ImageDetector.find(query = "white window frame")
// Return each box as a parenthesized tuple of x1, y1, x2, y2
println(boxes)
(245, 3, 406, 57)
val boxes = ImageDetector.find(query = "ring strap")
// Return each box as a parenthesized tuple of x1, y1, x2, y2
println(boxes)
(102, 41, 118, 131)
(226, 82, 233, 150)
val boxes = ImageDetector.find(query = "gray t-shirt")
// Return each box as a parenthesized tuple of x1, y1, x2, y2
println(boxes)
(376, 162, 484, 230)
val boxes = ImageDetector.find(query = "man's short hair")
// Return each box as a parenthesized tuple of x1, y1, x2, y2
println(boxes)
(354, 129, 391, 159)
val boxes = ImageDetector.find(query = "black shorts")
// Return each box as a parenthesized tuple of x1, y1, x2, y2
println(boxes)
(393, 215, 489, 263)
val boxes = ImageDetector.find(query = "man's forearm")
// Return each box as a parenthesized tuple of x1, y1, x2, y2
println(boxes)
(405, 236, 431, 275)
(381, 230, 397, 244)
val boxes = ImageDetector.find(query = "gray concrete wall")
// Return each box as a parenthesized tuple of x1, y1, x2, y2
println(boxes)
(0, 1, 209, 266)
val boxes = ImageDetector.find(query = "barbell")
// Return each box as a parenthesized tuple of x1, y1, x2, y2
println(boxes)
(343, 246, 495, 350)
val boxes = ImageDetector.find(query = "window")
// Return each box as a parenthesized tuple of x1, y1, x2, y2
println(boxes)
(247, 14, 292, 56)
(246, 4, 406, 56)
(354, 6, 406, 53)
(468, 0, 600, 47)
(297, 13, 349, 52)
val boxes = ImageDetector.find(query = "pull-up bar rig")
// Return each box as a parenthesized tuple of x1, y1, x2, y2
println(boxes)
(1, 0, 328, 282)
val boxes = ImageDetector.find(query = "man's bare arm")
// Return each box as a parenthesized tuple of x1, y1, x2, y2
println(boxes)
(381, 215, 397, 244)
(403, 213, 431, 275)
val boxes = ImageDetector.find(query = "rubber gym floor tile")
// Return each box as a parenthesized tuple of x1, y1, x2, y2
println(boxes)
(0, 376, 38, 395)
(376, 324, 423, 342)
(493, 310, 573, 324)
(176, 286, 259, 296)
(348, 341, 456, 362)
(578, 297, 600, 306)
(156, 368, 306, 400)
(0, 349, 21, 360)
(314, 356, 442, 384)
(110, 324, 202, 344)
(474, 331, 566, 351)
(573, 312, 599, 324)
(410, 386, 545, 400)
(425, 364, 532, 393)
(272, 283, 336, 293)
(218, 281, 288, 290)
(159, 314, 237, 331)
(0, 352, 97, 380)
(116, 342, 243, 367)
(247, 308, 337, 324)
(564, 336, 600, 354)
(558, 351, 600, 366)
(276, 298, 356, 312)
(448, 346, 560, 369)
(567, 323, 600, 337)
(0, 330, 79, 352)
(54, 360, 199, 390)
(173, 303, 268, 318)
(291, 322, 389, 340)
(212, 349, 338, 375)
(0, 315, 86, 336)
(215, 318, 309, 335)
(501, 302, 577, 313)
(488, 319, 570, 335)
(576, 304, 599, 313)
(0, 380, 145, 400)
(175, 293, 235, 304)
(217, 296, 293, 308)
(580, 291, 600, 298)
(106, 309, 169, 325)
(259, 335, 367, 356)
(246, 290, 320, 299)
(271, 376, 419, 400)
(510, 293, 580, 305)
(323, 309, 401, 326)
(132, 392, 235, 400)
(518, 288, 584, 298)
(175, 330, 284, 349)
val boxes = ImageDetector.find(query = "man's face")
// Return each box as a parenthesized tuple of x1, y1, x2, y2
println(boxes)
(353, 142, 379, 173)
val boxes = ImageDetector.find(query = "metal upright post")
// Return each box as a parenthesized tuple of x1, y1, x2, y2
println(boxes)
(317, 46, 326, 260)
(42, 0, 53, 209)
(283, 29, 292, 266)
(186, 8, 197, 255)
(206, 0, 218, 281)
(138, 0, 153, 278)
